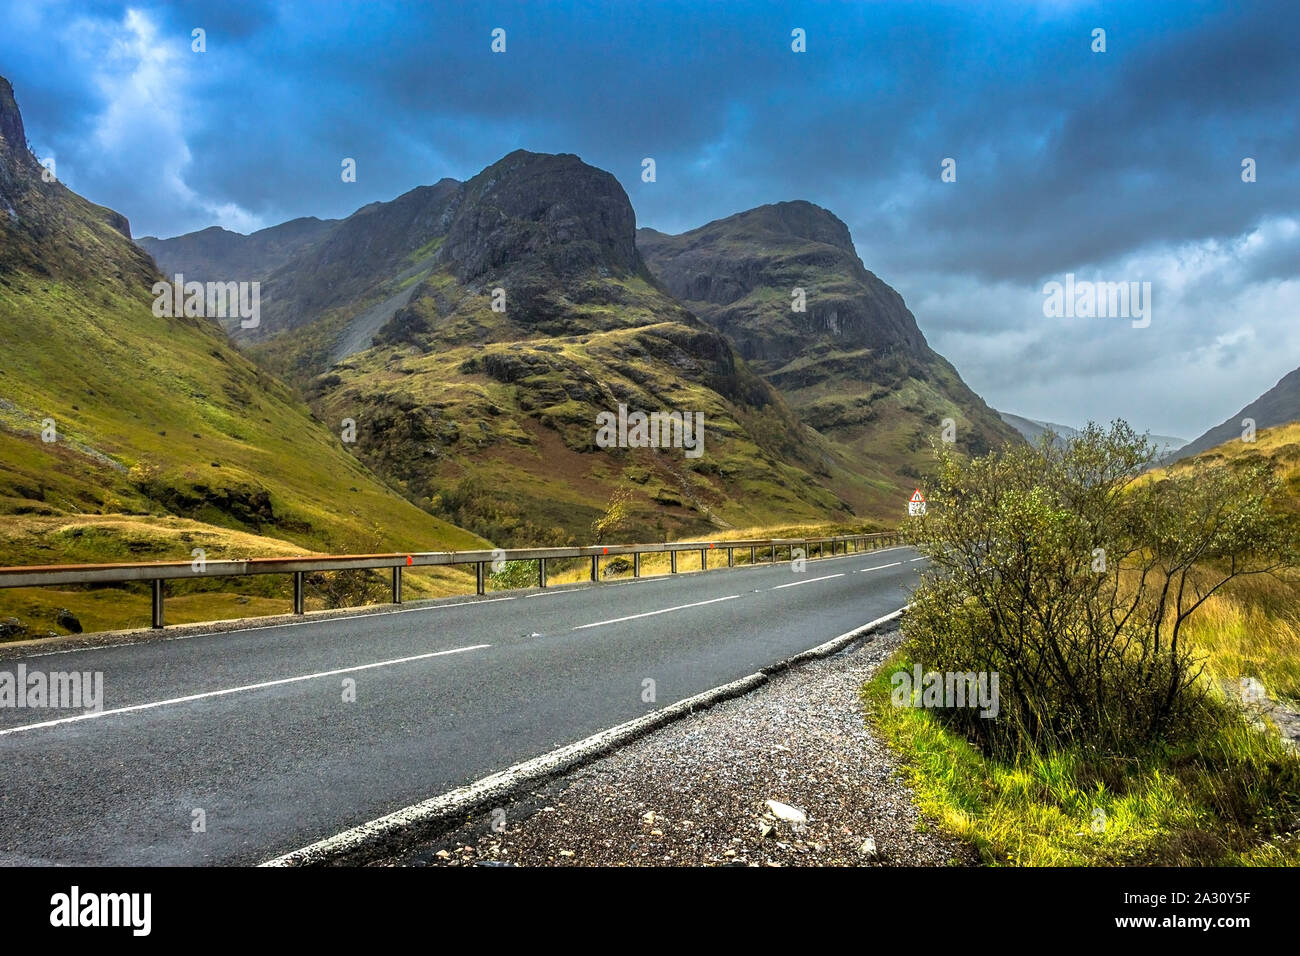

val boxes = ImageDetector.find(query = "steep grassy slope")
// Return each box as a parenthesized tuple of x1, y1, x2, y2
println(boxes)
(1177, 366, 1300, 460)
(0, 75, 485, 635)
(1144, 421, 1300, 701)
(638, 202, 1023, 505)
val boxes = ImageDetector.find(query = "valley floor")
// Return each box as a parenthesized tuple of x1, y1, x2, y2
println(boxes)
(384, 626, 976, 867)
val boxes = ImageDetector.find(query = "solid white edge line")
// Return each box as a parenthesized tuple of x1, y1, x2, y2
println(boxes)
(0, 644, 491, 737)
(262, 606, 908, 866)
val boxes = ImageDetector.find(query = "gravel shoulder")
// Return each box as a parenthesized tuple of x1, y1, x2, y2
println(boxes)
(380, 626, 977, 867)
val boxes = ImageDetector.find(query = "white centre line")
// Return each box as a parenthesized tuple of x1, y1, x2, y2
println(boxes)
(770, 572, 845, 590)
(853, 561, 903, 573)
(0, 643, 491, 737)
(572, 594, 739, 630)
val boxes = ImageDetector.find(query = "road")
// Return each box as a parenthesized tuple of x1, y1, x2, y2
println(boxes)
(0, 545, 926, 865)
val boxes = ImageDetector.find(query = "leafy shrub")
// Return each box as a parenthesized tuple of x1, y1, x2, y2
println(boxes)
(904, 421, 1293, 755)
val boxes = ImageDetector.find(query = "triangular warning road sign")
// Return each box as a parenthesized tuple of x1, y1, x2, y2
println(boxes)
(910, 489, 926, 503)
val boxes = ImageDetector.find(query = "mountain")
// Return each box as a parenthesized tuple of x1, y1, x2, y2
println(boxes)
(158, 151, 870, 542)
(138, 217, 336, 285)
(1177, 366, 1300, 460)
(0, 75, 484, 630)
(999, 411, 1186, 458)
(998, 412, 1080, 444)
(637, 202, 1023, 503)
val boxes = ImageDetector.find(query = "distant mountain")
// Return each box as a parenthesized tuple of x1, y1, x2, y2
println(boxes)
(638, 202, 1023, 507)
(1000, 411, 1186, 458)
(1176, 366, 1300, 460)
(998, 412, 1081, 444)
(138, 217, 336, 284)
(0, 75, 483, 573)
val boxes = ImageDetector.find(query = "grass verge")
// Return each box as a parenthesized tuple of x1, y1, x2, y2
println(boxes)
(862, 651, 1300, 866)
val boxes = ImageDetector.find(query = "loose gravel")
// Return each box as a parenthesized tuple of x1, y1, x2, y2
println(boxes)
(381, 626, 977, 867)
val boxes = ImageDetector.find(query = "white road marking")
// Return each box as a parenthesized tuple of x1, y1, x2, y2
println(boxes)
(853, 561, 903, 573)
(0, 644, 491, 737)
(9, 548, 914, 661)
(770, 573, 845, 590)
(263, 606, 909, 866)
(572, 594, 739, 630)
(910, 557, 927, 562)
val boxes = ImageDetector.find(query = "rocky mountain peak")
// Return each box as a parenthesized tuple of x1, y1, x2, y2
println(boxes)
(728, 200, 856, 253)
(436, 149, 641, 281)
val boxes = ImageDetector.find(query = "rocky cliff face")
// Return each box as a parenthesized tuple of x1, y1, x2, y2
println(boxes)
(1, 76, 147, 281)
(0, 76, 28, 178)
(436, 150, 641, 283)
(638, 201, 927, 364)
(638, 202, 1022, 484)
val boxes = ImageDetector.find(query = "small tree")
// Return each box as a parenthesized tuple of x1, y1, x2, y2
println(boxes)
(591, 485, 635, 543)
(904, 421, 1291, 755)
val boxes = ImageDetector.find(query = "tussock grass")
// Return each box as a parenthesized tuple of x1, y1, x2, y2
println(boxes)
(1181, 572, 1300, 704)
(863, 655, 1300, 866)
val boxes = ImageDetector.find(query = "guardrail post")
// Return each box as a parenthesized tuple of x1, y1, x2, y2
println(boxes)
(392, 566, 403, 604)
(476, 561, 486, 595)
(151, 579, 164, 629)
(700, 548, 706, 571)
(591, 555, 598, 582)
(539, 558, 547, 588)
(750, 545, 756, 564)
(727, 547, 734, 568)
(293, 571, 305, 615)
(671, 550, 677, 573)
(633, 552, 640, 578)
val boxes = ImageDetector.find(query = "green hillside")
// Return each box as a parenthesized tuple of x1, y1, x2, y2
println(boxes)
(0, 76, 486, 637)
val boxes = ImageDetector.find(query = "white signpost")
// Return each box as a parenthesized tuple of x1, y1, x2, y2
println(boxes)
(908, 489, 927, 516)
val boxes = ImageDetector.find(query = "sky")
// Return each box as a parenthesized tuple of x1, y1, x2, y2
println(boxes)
(2, 0, 1297, 440)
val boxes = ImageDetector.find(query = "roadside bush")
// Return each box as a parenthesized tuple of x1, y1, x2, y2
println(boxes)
(904, 421, 1292, 756)
(489, 559, 539, 591)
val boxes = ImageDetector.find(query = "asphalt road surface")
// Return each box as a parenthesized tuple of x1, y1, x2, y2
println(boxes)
(0, 545, 926, 865)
